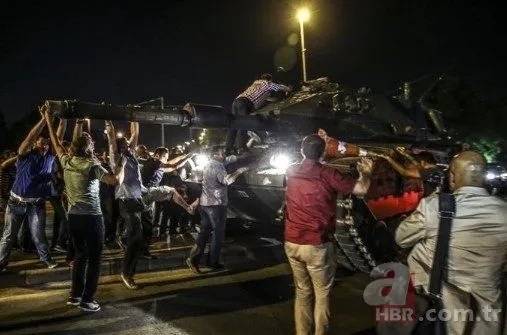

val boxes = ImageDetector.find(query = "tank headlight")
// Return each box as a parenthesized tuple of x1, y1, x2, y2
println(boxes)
(270, 154, 291, 171)
(486, 172, 497, 180)
(195, 154, 209, 168)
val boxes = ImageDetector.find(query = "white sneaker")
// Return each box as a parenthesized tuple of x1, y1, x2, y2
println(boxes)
(78, 300, 101, 312)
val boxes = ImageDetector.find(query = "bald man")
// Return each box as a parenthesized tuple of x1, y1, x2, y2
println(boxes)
(395, 151, 507, 334)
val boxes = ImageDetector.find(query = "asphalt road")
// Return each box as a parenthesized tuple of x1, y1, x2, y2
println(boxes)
(0, 217, 377, 335)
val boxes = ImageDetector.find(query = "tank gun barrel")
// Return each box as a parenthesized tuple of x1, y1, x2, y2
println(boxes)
(45, 100, 280, 131)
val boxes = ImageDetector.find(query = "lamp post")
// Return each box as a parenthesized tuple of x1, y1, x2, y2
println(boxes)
(160, 97, 164, 147)
(297, 7, 310, 82)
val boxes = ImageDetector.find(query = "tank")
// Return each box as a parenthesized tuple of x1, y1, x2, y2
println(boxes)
(45, 73, 461, 274)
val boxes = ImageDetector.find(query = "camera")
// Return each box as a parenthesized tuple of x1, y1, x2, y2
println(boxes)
(425, 164, 450, 193)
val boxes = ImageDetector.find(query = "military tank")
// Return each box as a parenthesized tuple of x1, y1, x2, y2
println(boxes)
(215, 75, 460, 274)
(46, 73, 461, 274)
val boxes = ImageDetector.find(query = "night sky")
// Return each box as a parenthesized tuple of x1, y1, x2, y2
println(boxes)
(1, 0, 504, 146)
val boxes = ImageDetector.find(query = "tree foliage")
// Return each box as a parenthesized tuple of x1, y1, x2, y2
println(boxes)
(424, 75, 506, 163)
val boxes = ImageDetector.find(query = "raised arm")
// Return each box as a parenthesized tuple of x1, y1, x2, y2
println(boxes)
(160, 153, 193, 173)
(129, 122, 139, 150)
(18, 108, 46, 156)
(396, 147, 419, 166)
(43, 104, 66, 157)
(105, 120, 119, 169)
(379, 154, 421, 179)
(72, 119, 84, 142)
(269, 82, 291, 92)
(56, 118, 67, 142)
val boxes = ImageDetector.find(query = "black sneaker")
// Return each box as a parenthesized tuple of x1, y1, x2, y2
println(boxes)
(66, 297, 81, 306)
(46, 260, 58, 269)
(120, 273, 139, 290)
(186, 257, 201, 274)
(78, 300, 101, 312)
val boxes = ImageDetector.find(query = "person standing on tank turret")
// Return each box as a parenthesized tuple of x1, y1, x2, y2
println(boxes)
(224, 73, 291, 155)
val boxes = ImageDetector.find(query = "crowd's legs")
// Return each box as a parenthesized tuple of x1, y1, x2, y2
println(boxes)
(118, 199, 144, 290)
(101, 195, 119, 245)
(285, 241, 336, 335)
(0, 199, 56, 271)
(140, 204, 155, 258)
(187, 205, 226, 273)
(49, 195, 68, 251)
(67, 214, 104, 312)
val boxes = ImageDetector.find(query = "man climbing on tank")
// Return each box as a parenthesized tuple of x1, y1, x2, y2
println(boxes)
(224, 73, 292, 156)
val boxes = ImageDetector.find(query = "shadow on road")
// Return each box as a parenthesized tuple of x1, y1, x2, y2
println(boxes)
(1, 271, 295, 334)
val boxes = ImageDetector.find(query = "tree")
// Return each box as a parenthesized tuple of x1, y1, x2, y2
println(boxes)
(423, 75, 506, 162)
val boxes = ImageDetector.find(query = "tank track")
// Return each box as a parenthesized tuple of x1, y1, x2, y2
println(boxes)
(333, 196, 377, 274)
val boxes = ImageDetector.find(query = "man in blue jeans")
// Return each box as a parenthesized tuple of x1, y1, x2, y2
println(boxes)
(186, 146, 249, 273)
(0, 107, 65, 272)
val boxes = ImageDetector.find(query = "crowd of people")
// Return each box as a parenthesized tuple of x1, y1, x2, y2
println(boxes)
(0, 104, 253, 312)
(285, 134, 507, 334)
(0, 73, 505, 334)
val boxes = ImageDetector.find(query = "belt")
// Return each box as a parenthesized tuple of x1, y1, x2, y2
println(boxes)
(10, 192, 42, 203)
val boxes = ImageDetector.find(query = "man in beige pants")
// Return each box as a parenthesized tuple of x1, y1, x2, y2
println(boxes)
(284, 134, 373, 335)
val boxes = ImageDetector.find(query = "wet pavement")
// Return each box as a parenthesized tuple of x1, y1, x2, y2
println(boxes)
(0, 209, 378, 335)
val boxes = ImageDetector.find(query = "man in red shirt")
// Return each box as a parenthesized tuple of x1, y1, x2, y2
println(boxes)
(284, 134, 373, 335)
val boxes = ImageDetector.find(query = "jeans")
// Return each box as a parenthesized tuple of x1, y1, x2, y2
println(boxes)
(225, 97, 253, 153)
(119, 199, 144, 278)
(69, 214, 104, 303)
(189, 205, 227, 266)
(0, 198, 52, 267)
(160, 200, 185, 235)
(284, 241, 336, 335)
(140, 203, 155, 254)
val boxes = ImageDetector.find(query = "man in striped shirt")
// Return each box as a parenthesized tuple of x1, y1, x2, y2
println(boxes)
(225, 73, 291, 155)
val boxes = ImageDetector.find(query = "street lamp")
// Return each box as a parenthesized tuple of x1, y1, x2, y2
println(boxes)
(297, 7, 310, 82)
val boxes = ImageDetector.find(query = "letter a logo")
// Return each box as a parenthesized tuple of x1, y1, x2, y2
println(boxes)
(363, 262, 410, 306)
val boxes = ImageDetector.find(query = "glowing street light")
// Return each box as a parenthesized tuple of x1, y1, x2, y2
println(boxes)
(296, 7, 310, 82)
(117, 132, 123, 138)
